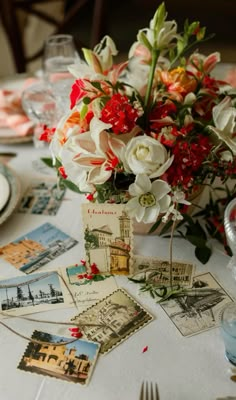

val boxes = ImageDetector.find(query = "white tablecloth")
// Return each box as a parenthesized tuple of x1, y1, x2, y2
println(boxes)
(0, 140, 236, 400)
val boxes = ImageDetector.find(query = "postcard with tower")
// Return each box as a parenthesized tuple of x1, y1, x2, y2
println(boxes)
(81, 204, 134, 275)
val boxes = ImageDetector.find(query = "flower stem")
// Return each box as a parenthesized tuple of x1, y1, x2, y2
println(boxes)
(144, 49, 159, 109)
(169, 219, 177, 290)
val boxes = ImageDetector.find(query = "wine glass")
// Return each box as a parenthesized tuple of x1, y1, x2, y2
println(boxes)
(42, 34, 80, 120)
(22, 81, 56, 148)
(224, 197, 236, 279)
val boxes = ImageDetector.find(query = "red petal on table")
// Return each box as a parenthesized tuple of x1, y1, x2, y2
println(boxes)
(69, 327, 79, 333)
(71, 332, 83, 338)
(142, 346, 148, 353)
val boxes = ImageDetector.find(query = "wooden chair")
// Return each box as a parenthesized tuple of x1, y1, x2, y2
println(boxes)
(0, 0, 108, 73)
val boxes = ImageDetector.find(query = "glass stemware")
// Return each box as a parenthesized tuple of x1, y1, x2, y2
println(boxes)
(224, 197, 236, 279)
(22, 81, 56, 148)
(42, 34, 80, 120)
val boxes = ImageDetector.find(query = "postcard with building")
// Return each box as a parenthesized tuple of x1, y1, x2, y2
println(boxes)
(0, 223, 78, 274)
(160, 272, 234, 337)
(71, 288, 154, 354)
(18, 330, 100, 385)
(0, 271, 72, 316)
(18, 180, 66, 216)
(132, 255, 195, 288)
(82, 204, 133, 275)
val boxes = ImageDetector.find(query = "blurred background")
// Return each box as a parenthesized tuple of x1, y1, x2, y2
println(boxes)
(0, 0, 236, 78)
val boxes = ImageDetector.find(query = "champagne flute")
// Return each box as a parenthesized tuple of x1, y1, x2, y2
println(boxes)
(42, 34, 80, 120)
(224, 197, 236, 279)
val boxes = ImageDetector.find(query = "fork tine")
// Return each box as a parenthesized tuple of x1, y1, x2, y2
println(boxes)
(155, 382, 160, 400)
(139, 381, 144, 400)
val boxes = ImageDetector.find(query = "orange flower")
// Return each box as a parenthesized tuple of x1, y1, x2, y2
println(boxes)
(159, 67, 197, 97)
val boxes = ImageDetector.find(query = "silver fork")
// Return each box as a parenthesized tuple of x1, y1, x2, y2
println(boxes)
(139, 381, 160, 400)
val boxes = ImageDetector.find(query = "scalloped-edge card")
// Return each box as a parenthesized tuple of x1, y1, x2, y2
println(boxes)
(18, 330, 100, 385)
(71, 288, 154, 354)
(81, 203, 134, 275)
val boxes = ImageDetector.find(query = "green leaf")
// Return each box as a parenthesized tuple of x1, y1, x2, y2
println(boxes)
(148, 218, 162, 234)
(185, 234, 207, 248)
(195, 245, 212, 264)
(61, 179, 85, 194)
(41, 157, 54, 168)
(159, 219, 173, 235)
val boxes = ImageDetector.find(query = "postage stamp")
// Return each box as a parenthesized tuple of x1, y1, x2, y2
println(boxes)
(18, 180, 66, 216)
(82, 203, 133, 275)
(160, 272, 234, 337)
(71, 288, 154, 354)
(131, 255, 195, 287)
(0, 222, 78, 274)
(18, 330, 100, 385)
(0, 271, 71, 316)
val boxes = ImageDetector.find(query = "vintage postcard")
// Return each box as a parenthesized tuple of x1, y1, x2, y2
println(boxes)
(131, 255, 195, 287)
(18, 180, 66, 216)
(160, 272, 234, 337)
(61, 264, 118, 312)
(0, 222, 78, 274)
(18, 330, 100, 385)
(81, 203, 133, 275)
(0, 271, 72, 316)
(71, 288, 154, 354)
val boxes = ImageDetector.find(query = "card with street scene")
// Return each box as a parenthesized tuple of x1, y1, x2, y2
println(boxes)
(18, 330, 100, 385)
(131, 255, 195, 287)
(0, 222, 78, 274)
(160, 272, 234, 337)
(18, 180, 66, 216)
(82, 203, 133, 275)
(60, 264, 118, 312)
(71, 288, 154, 354)
(0, 270, 72, 316)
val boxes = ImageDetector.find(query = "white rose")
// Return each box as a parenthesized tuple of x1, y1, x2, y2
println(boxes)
(210, 97, 236, 155)
(122, 135, 174, 178)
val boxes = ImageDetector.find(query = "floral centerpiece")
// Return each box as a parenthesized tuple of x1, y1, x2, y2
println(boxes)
(42, 3, 236, 258)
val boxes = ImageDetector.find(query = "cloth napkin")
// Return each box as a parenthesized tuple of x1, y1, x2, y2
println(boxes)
(0, 78, 38, 136)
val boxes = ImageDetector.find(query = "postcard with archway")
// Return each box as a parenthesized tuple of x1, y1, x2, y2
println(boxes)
(18, 330, 100, 385)
(82, 204, 134, 275)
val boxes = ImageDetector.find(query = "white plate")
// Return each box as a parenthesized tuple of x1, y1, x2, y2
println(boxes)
(0, 163, 21, 225)
(0, 172, 10, 211)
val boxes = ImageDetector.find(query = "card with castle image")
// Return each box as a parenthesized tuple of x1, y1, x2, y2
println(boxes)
(81, 204, 133, 275)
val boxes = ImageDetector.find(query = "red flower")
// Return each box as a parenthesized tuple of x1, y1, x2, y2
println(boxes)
(58, 166, 67, 179)
(39, 125, 56, 143)
(100, 93, 139, 134)
(166, 135, 212, 189)
(90, 263, 100, 274)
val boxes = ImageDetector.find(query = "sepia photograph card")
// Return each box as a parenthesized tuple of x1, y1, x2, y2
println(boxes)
(0, 270, 72, 316)
(18, 180, 66, 216)
(71, 288, 154, 354)
(0, 222, 78, 274)
(18, 330, 100, 385)
(81, 203, 133, 275)
(60, 264, 118, 312)
(132, 255, 195, 287)
(160, 272, 234, 337)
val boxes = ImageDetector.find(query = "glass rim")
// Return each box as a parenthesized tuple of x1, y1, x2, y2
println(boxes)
(44, 34, 74, 46)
